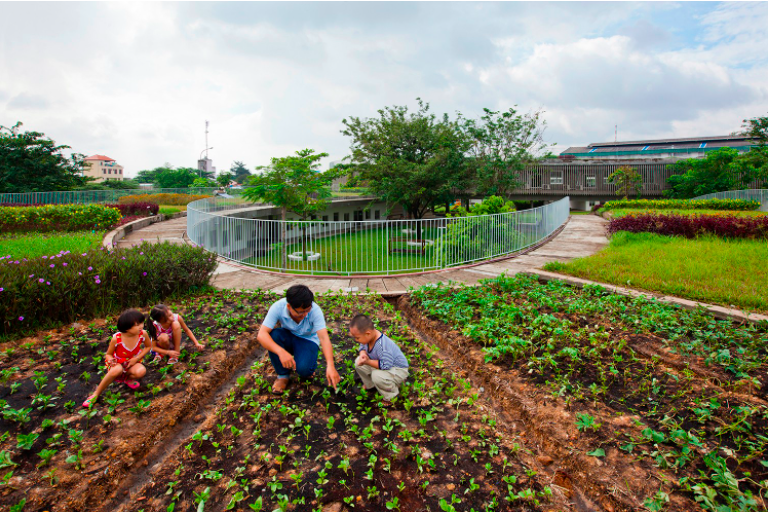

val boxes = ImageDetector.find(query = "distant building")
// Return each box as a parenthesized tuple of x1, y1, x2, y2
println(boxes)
(197, 157, 216, 176)
(83, 155, 125, 182)
(560, 135, 756, 161)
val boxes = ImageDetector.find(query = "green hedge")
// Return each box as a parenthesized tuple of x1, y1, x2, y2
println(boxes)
(0, 242, 217, 336)
(0, 204, 122, 233)
(601, 198, 760, 211)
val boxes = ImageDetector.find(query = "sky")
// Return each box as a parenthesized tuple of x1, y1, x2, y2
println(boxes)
(1, 1, 767, 178)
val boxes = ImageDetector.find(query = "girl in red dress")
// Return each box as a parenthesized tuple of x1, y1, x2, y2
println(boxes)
(83, 309, 151, 408)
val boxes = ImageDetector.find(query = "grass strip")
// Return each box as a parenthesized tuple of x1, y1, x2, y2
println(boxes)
(543, 231, 768, 313)
(0, 231, 104, 260)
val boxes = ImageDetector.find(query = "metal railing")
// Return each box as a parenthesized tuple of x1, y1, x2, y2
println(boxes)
(0, 187, 221, 205)
(187, 196, 570, 276)
(693, 189, 768, 206)
(0, 187, 370, 206)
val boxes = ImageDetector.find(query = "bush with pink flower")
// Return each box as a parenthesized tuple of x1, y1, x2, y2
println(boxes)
(0, 242, 217, 335)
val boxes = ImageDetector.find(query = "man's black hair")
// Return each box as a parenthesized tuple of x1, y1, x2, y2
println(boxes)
(349, 314, 375, 332)
(117, 309, 146, 333)
(286, 284, 314, 309)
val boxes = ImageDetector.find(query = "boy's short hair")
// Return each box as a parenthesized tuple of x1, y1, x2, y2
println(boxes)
(117, 309, 145, 333)
(349, 314, 375, 332)
(286, 284, 314, 309)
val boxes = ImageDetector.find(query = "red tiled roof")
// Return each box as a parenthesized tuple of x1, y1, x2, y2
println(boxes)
(84, 154, 115, 161)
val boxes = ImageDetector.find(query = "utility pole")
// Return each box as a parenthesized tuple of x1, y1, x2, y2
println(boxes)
(205, 120, 210, 159)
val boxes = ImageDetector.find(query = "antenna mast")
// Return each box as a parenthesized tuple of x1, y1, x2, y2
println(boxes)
(205, 120, 210, 159)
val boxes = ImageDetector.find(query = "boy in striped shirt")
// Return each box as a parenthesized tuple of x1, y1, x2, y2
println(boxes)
(350, 314, 409, 404)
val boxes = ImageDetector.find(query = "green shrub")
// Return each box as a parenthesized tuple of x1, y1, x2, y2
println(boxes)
(601, 198, 759, 211)
(0, 204, 121, 233)
(118, 193, 210, 206)
(0, 242, 217, 335)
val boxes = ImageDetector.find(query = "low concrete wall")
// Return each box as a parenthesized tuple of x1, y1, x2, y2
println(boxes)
(103, 211, 187, 249)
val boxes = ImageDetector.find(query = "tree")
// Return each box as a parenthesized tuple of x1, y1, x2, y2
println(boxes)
(461, 107, 550, 198)
(216, 172, 235, 187)
(153, 167, 199, 189)
(74, 179, 140, 191)
(665, 147, 764, 198)
(743, 114, 768, 146)
(608, 166, 642, 199)
(0, 122, 89, 193)
(342, 99, 471, 221)
(242, 149, 340, 267)
(190, 177, 217, 188)
(230, 161, 251, 184)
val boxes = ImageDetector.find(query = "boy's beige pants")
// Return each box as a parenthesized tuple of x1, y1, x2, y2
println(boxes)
(356, 365, 409, 400)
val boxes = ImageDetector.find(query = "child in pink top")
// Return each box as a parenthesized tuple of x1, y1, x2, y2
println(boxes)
(146, 304, 204, 365)
(83, 309, 151, 408)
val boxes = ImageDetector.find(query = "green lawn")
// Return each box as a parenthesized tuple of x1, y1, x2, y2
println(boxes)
(0, 231, 105, 260)
(544, 231, 768, 313)
(247, 224, 540, 275)
(605, 208, 768, 218)
(158, 205, 185, 215)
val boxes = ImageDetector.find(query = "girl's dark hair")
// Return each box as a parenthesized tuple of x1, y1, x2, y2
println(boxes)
(145, 304, 171, 340)
(117, 309, 145, 333)
(286, 284, 314, 309)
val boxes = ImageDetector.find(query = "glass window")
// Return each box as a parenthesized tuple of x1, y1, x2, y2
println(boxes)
(333, 212, 339, 222)
(365, 210, 371, 219)
(322, 215, 328, 222)
(344, 213, 350, 222)
(584, 175, 596, 187)
(550, 171, 563, 185)
(375, 210, 380, 220)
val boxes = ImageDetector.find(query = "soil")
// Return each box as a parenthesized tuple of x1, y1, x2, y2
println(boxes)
(0, 289, 274, 512)
(107, 294, 575, 512)
(400, 288, 768, 512)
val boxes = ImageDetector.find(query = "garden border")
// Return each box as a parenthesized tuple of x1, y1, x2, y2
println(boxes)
(524, 270, 768, 323)
(102, 211, 187, 249)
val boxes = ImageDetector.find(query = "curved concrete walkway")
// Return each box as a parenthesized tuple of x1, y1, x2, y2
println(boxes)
(119, 215, 609, 295)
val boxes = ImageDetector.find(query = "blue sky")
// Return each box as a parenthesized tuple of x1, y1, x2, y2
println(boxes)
(1, 2, 766, 177)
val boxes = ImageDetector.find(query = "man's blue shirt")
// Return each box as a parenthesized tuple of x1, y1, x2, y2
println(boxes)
(262, 298, 326, 346)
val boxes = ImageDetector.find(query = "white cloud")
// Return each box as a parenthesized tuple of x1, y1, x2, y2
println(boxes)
(0, 1, 766, 178)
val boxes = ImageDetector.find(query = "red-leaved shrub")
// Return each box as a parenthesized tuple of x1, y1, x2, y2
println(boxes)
(609, 213, 768, 239)
(105, 202, 160, 217)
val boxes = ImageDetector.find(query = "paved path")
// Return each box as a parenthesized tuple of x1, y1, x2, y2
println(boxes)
(119, 215, 609, 295)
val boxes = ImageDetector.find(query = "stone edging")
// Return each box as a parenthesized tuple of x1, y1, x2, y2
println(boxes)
(523, 269, 768, 324)
(185, 217, 572, 280)
(102, 211, 187, 249)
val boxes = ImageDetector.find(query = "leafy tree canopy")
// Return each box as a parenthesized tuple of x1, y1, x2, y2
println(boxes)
(229, 161, 251, 183)
(136, 165, 212, 187)
(608, 166, 642, 199)
(243, 149, 339, 220)
(0, 122, 89, 193)
(461, 107, 551, 198)
(665, 147, 768, 198)
(74, 179, 141, 191)
(743, 113, 768, 146)
(446, 195, 517, 217)
(190, 177, 217, 188)
(342, 99, 471, 219)
(216, 172, 235, 187)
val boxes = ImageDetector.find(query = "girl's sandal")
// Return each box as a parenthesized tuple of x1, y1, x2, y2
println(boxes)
(124, 380, 140, 390)
(82, 395, 97, 408)
(168, 357, 179, 365)
(152, 354, 163, 363)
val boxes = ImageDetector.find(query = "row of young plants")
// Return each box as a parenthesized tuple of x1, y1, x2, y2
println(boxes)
(0, 241, 217, 336)
(411, 274, 768, 512)
(124, 292, 563, 512)
(0, 204, 122, 233)
(607, 213, 768, 239)
(600, 199, 760, 212)
(0, 289, 274, 511)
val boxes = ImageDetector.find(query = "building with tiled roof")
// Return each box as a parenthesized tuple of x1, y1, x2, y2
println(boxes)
(83, 155, 125, 182)
(560, 135, 756, 161)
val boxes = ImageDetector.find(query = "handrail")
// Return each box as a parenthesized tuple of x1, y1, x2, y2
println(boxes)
(186, 196, 570, 276)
